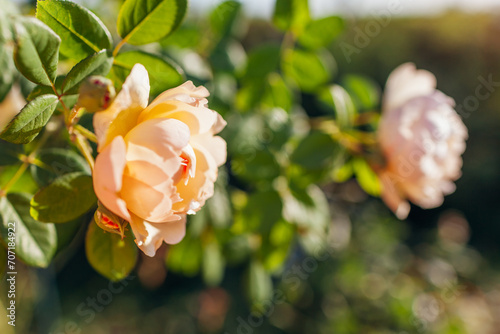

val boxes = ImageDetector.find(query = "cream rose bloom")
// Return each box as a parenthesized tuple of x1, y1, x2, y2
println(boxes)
(93, 64, 227, 256)
(0, 85, 25, 132)
(377, 63, 467, 219)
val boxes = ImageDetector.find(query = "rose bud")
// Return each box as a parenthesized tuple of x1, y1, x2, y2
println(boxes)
(77, 76, 116, 113)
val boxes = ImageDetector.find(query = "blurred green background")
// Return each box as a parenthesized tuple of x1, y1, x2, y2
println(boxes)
(2, 1, 500, 333)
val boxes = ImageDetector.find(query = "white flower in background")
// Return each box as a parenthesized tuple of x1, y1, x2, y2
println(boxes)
(377, 63, 468, 219)
(0, 85, 25, 132)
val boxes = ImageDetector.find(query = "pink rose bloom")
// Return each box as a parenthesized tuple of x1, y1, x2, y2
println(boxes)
(93, 64, 227, 256)
(377, 63, 468, 219)
(0, 85, 25, 132)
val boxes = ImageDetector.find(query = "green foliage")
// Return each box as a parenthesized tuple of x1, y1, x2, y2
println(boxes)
(282, 49, 332, 92)
(298, 16, 345, 50)
(36, 0, 113, 62)
(0, 46, 15, 103)
(0, 140, 23, 166)
(85, 220, 137, 281)
(352, 158, 381, 196)
(273, 0, 310, 33)
(206, 180, 232, 228)
(0, 94, 58, 144)
(30, 148, 90, 187)
(246, 259, 273, 306)
(210, 1, 242, 37)
(117, 0, 187, 45)
(202, 239, 226, 286)
(237, 190, 283, 233)
(30, 172, 97, 223)
(0, 12, 16, 102)
(262, 73, 293, 112)
(291, 131, 338, 171)
(341, 75, 381, 110)
(241, 45, 281, 84)
(166, 233, 203, 276)
(111, 51, 184, 96)
(62, 50, 113, 94)
(319, 84, 357, 130)
(0, 193, 57, 267)
(13, 17, 60, 86)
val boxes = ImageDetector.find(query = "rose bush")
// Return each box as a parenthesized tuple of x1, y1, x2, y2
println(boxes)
(92, 64, 227, 256)
(377, 63, 468, 219)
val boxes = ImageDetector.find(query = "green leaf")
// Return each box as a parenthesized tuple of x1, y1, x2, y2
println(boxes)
(283, 184, 330, 254)
(30, 172, 97, 223)
(210, 1, 242, 37)
(283, 184, 330, 229)
(111, 51, 184, 97)
(0, 140, 23, 166)
(117, 0, 187, 45)
(206, 180, 232, 228)
(0, 94, 58, 144)
(273, 0, 310, 33)
(55, 218, 83, 253)
(160, 25, 201, 49)
(291, 131, 338, 170)
(263, 220, 294, 272)
(13, 17, 60, 86)
(262, 73, 293, 112)
(28, 77, 79, 113)
(282, 49, 332, 92)
(0, 193, 57, 267)
(237, 190, 283, 233)
(0, 244, 5, 277)
(341, 75, 381, 110)
(231, 149, 281, 185)
(241, 45, 281, 84)
(319, 85, 357, 130)
(202, 239, 225, 286)
(30, 148, 90, 187)
(0, 42, 16, 102)
(36, 0, 113, 62)
(27, 76, 65, 99)
(62, 50, 113, 94)
(86, 220, 137, 281)
(353, 158, 381, 196)
(298, 16, 344, 50)
(246, 260, 273, 307)
(0, 165, 38, 195)
(166, 235, 202, 276)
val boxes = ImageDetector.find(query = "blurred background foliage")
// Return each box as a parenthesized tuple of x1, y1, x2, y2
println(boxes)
(1, 0, 500, 333)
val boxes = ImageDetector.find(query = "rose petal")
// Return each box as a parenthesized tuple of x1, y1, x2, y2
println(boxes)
(121, 173, 177, 223)
(383, 63, 437, 112)
(93, 136, 131, 221)
(124, 118, 190, 160)
(138, 100, 217, 135)
(149, 81, 209, 109)
(172, 145, 217, 214)
(130, 214, 187, 257)
(379, 171, 410, 220)
(191, 133, 227, 167)
(126, 142, 181, 177)
(94, 64, 150, 151)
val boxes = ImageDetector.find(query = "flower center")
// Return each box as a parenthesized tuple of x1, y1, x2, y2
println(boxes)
(179, 145, 197, 185)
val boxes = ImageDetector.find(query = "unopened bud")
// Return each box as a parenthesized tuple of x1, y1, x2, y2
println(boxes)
(94, 202, 128, 238)
(77, 76, 116, 113)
